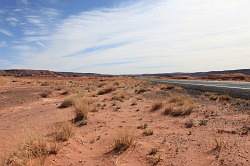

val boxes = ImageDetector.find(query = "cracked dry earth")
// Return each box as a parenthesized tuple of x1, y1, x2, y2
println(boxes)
(0, 76, 250, 166)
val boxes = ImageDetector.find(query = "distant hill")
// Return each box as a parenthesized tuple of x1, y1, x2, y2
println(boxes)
(0, 69, 105, 77)
(139, 69, 250, 77)
(0, 69, 249, 81)
(140, 69, 250, 81)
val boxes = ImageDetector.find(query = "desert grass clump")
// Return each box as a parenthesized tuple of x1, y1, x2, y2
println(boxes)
(148, 148, 158, 156)
(72, 97, 89, 126)
(51, 122, 74, 142)
(135, 88, 147, 94)
(58, 98, 73, 109)
(97, 87, 114, 95)
(160, 85, 175, 91)
(143, 129, 154, 136)
(2, 135, 58, 166)
(39, 91, 51, 98)
(150, 102, 163, 112)
(217, 95, 231, 102)
(137, 123, 148, 130)
(166, 105, 194, 117)
(164, 94, 196, 117)
(111, 133, 134, 155)
(162, 105, 174, 115)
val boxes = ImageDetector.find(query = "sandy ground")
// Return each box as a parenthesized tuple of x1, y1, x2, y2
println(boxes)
(0, 76, 250, 166)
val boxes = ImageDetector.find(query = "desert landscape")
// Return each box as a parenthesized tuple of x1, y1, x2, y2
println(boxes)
(0, 70, 250, 166)
(1, 0, 250, 165)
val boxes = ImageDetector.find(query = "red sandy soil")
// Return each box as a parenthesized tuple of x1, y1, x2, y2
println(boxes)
(0, 76, 250, 166)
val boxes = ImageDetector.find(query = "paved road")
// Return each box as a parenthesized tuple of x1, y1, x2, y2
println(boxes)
(152, 79, 250, 99)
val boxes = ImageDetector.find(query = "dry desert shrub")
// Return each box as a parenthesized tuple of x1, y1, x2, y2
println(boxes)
(135, 88, 147, 94)
(148, 148, 158, 156)
(72, 97, 89, 126)
(111, 93, 125, 102)
(2, 134, 58, 166)
(111, 133, 135, 155)
(208, 93, 231, 102)
(97, 87, 114, 95)
(165, 104, 194, 117)
(58, 97, 74, 109)
(143, 129, 154, 136)
(209, 138, 224, 159)
(39, 91, 51, 98)
(217, 95, 231, 102)
(164, 94, 195, 116)
(150, 102, 163, 112)
(160, 85, 175, 91)
(51, 122, 74, 142)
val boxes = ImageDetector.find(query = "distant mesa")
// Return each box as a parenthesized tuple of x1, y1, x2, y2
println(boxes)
(0, 69, 249, 81)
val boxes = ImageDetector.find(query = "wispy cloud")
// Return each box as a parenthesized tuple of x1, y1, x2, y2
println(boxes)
(5, 0, 250, 74)
(6, 17, 19, 27)
(65, 41, 134, 57)
(0, 28, 13, 37)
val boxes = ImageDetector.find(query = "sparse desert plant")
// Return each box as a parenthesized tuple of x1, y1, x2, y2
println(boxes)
(58, 98, 73, 109)
(40, 91, 51, 98)
(164, 95, 195, 117)
(97, 87, 114, 95)
(148, 147, 158, 156)
(111, 93, 125, 102)
(137, 123, 148, 130)
(135, 88, 147, 94)
(209, 94, 218, 101)
(217, 95, 231, 102)
(169, 106, 193, 117)
(168, 95, 186, 106)
(160, 85, 174, 91)
(162, 105, 174, 115)
(147, 155, 162, 166)
(51, 122, 74, 142)
(2, 134, 58, 166)
(209, 138, 224, 159)
(143, 129, 154, 136)
(150, 102, 163, 112)
(111, 133, 134, 155)
(72, 97, 89, 126)
(60, 90, 69, 95)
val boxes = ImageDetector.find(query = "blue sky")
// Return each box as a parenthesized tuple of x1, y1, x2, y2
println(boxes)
(0, 0, 250, 74)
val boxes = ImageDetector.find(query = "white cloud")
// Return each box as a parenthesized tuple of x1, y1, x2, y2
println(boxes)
(6, 17, 19, 26)
(0, 28, 13, 37)
(11, 0, 250, 74)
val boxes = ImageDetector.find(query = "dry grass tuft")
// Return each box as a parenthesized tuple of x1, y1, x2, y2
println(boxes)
(58, 98, 73, 109)
(135, 88, 147, 94)
(51, 122, 74, 142)
(143, 129, 154, 136)
(148, 148, 158, 156)
(137, 123, 148, 130)
(2, 134, 58, 166)
(111, 133, 134, 155)
(209, 138, 224, 159)
(160, 85, 174, 91)
(72, 97, 89, 126)
(97, 87, 114, 95)
(164, 94, 195, 117)
(39, 91, 51, 98)
(150, 102, 163, 112)
(217, 95, 231, 102)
